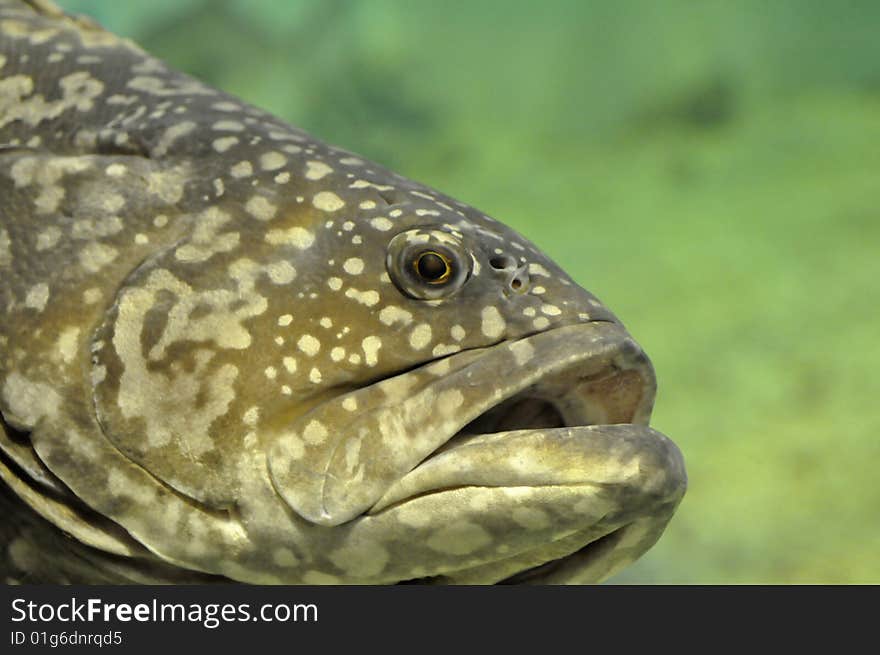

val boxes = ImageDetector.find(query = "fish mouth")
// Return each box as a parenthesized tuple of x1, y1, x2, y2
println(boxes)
(269, 320, 685, 584)
(364, 321, 687, 584)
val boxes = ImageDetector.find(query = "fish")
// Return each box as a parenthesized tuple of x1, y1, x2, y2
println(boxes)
(0, 0, 686, 584)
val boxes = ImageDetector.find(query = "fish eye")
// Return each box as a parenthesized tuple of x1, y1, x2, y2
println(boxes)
(414, 251, 452, 284)
(387, 229, 472, 300)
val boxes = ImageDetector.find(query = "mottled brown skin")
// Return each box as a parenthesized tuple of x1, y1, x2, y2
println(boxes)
(0, 0, 685, 584)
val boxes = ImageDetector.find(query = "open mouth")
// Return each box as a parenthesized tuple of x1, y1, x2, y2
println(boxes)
(358, 322, 684, 584)
(269, 320, 686, 584)
(367, 321, 660, 515)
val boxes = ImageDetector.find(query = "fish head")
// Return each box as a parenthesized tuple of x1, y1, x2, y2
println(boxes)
(87, 168, 683, 583)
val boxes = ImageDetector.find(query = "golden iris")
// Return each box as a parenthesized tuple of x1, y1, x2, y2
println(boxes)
(414, 250, 452, 284)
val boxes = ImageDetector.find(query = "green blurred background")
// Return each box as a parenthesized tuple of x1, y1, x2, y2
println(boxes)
(56, 0, 879, 583)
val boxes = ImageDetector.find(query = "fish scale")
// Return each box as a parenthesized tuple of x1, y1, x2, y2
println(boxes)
(0, 0, 685, 584)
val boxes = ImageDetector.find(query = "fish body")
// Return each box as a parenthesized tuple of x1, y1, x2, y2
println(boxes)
(0, 0, 685, 584)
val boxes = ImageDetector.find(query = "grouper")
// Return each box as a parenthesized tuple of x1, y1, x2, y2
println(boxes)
(0, 0, 686, 584)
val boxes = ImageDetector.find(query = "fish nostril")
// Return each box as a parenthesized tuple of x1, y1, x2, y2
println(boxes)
(508, 265, 530, 293)
(490, 254, 517, 270)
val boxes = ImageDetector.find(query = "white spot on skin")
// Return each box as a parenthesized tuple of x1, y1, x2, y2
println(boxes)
(509, 340, 535, 366)
(369, 216, 393, 231)
(426, 358, 452, 376)
(102, 193, 125, 213)
(212, 136, 238, 152)
(230, 161, 253, 178)
(305, 160, 333, 180)
(344, 288, 380, 307)
(427, 522, 492, 555)
(511, 507, 551, 530)
(362, 336, 382, 366)
(409, 324, 432, 350)
(83, 288, 101, 304)
(260, 151, 287, 171)
(35, 186, 64, 214)
(242, 406, 260, 426)
(153, 215, 168, 228)
(265, 227, 315, 249)
(272, 547, 299, 567)
(327, 277, 343, 291)
(278, 314, 293, 326)
(437, 389, 464, 414)
(283, 357, 297, 373)
(330, 347, 345, 362)
(343, 258, 364, 275)
(212, 101, 240, 112)
(450, 325, 466, 341)
(264, 366, 277, 380)
(212, 120, 245, 131)
(267, 260, 296, 284)
(481, 306, 505, 339)
(56, 327, 80, 364)
(309, 367, 322, 384)
(2, 372, 61, 427)
(378, 306, 412, 326)
(79, 242, 118, 273)
(541, 304, 562, 316)
(24, 283, 50, 311)
(297, 334, 321, 357)
(303, 420, 328, 445)
(277, 433, 306, 462)
(533, 317, 550, 330)
(312, 191, 345, 212)
(329, 542, 389, 578)
(35, 226, 61, 251)
(245, 196, 277, 221)
(319, 317, 332, 328)
(342, 397, 357, 411)
(432, 344, 460, 356)
(359, 200, 376, 210)
(152, 121, 196, 157)
(105, 163, 126, 177)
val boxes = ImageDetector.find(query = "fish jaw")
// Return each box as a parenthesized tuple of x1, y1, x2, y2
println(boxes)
(372, 424, 685, 584)
(265, 320, 685, 582)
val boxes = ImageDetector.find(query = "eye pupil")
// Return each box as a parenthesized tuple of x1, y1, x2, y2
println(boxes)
(415, 251, 450, 283)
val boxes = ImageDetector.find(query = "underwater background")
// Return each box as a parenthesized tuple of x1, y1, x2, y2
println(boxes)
(56, 0, 879, 584)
